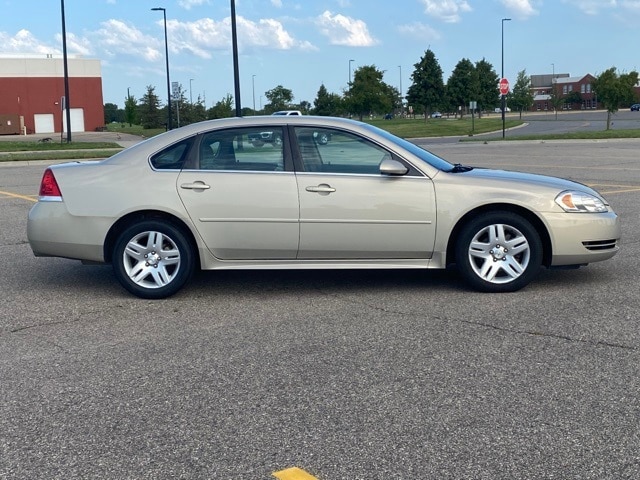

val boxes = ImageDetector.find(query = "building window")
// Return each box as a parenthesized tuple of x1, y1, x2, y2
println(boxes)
(563, 85, 568, 94)
(586, 84, 591, 93)
(581, 84, 586, 94)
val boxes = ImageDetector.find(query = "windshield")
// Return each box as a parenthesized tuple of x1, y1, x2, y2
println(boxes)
(360, 123, 455, 171)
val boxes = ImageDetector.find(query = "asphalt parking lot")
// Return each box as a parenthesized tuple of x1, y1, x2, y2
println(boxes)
(1, 139, 639, 479)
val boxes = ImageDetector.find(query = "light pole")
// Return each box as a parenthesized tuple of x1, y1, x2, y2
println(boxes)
(349, 59, 355, 86)
(252, 74, 256, 114)
(189, 78, 194, 104)
(398, 65, 402, 116)
(501, 17, 511, 139)
(60, 0, 72, 142)
(230, 0, 241, 116)
(152, 7, 172, 130)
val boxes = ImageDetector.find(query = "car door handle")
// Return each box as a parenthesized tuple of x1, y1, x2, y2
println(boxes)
(180, 182, 211, 190)
(306, 184, 336, 194)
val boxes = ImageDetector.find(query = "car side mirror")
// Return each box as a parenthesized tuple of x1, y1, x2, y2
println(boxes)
(380, 158, 409, 176)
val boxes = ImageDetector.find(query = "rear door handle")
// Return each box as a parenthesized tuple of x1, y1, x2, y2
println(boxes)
(305, 184, 336, 194)
(180, 182, 211, 190)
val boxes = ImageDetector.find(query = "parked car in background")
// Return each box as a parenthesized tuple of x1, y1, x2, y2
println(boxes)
(431, 112, 442, 118)
(631, 104, 640, 111)
(494, 107, 511, 113)
(272, 110, 302, 116)
(28, 116, 620, 299)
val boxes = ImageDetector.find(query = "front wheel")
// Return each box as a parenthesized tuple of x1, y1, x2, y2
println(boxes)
(455, 212, 542, 293)
(112, 220, 195, 299)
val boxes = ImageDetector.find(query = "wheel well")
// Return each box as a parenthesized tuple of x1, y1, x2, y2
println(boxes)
(103, 210, 200, 265)
(445, 204, 552, 267)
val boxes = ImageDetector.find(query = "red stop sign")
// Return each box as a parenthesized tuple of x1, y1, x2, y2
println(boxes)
(499, 78, 510, 95)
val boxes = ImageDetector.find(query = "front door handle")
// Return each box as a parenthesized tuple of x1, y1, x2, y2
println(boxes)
(180, 182, 211, 190)
(306, 184, 336, 194)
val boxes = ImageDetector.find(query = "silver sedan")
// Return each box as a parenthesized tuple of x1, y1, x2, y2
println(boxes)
(27, 116, 620, 298)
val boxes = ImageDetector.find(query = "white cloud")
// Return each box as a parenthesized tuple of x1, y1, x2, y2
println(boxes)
(0, 29, 59, 54)
(55, 32, 93, 56)
(178, 0, 211, 9)
(316, 10, 377, 46)
(500, 0, 539, 18)
(397, 22, 441, 41)
(271, 0, 283, 7)
(418, 0, 472, 23)
(561, 0, 617, 15)
(94, 19, 162, 61)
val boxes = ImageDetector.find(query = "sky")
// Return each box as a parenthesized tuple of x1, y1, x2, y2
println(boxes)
(1, 0, 639, 110)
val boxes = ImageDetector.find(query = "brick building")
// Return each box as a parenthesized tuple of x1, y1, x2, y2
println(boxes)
(0, 54, 104, 135)
(531, 73, 598, 111)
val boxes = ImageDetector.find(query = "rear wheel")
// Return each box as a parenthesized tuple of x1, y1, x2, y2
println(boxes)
(455, 212, 542, 293)
(112, 220, 195, 299)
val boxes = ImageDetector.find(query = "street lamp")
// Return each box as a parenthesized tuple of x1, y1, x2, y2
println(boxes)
(252, 74, 256, 114)
(189, 78, 194, 104)
(152, 7, 172, 130)
(349, 59, 355, 85)
(60, 0, 72, 142)
(398, 65, 402, 116)
(501, 17, 511, 139)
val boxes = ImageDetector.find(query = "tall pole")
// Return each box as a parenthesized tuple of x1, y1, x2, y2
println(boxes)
(60, 0, 72, 142)
(252, 74, 256, 114)
(501, 18, 511, 139)
(349, 59, 355, 86)
(189, 78, 194, 104)
(398, 65, 402, 116)
(230, 0, 241, 117)
(152, 7, 171, 130)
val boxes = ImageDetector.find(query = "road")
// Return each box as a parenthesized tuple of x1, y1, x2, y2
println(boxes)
(1, 139, 639, 479)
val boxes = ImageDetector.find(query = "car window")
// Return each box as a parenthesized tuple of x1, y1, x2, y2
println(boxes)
(150, 138, 193, 170)
(294, 127, 390, 175)
(198, 127, 284, 171)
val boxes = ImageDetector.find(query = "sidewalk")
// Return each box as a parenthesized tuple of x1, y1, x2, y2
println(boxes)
(0, 131, 146, 149)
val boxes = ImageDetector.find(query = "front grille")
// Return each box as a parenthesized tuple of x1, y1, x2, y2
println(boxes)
(582, 239, 618, 251)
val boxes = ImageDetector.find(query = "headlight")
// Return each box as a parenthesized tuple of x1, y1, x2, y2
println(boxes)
(555, 190, 608, 213)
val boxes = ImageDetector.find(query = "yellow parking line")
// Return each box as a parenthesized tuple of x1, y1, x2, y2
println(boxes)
(273, 467, 318, 480)
(0, 190, 37, 202)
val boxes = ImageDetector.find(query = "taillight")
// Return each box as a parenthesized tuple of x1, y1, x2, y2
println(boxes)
(39, 168, 62, 198)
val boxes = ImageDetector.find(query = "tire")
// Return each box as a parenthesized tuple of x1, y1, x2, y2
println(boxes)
(316, 132, 329, 145)
(455, 211, 542, 293)
(112, 220, 195, 299)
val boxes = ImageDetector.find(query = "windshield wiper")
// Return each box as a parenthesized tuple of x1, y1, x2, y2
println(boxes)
(450, 163, 474, 173)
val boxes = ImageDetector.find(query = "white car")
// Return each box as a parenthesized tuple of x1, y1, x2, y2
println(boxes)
(272, 110, 302, 116)
(28, 116, 620, 298)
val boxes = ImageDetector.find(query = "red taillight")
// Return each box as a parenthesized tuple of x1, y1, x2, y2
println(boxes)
(39, 168, 62, 198)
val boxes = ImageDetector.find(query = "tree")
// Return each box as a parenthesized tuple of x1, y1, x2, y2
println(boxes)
(446, 58, 477, 117)
(406, 49, 445, 120)
(474, 58, 499, 117)
(138, 85, 163, 129)
(593, 67, 640, 129)
(103, 103, 119, 124)
(313, 84, 344, 116)
(207, 94, 234, 119)
(124, 94, 138, 127)
(344, 65, 393, 120)
(264, 85, 294, 113)
(510, 70, 534, 118)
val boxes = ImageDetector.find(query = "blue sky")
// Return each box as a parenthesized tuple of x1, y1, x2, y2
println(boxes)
(2, 0, 639, 110)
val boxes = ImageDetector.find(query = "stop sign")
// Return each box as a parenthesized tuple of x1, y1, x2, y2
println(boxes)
(499, 78, 510, 95)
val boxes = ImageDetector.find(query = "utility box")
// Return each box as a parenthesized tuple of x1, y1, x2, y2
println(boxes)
(0, 114, 23, 135)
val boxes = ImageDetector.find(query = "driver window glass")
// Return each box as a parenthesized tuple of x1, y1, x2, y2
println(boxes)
(199, 127, 284, 171)
(294, 127, 390, 174)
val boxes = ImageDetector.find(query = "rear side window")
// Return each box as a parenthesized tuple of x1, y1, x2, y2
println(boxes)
(198, 127, 285, 172)
(150, 138, 193, 170)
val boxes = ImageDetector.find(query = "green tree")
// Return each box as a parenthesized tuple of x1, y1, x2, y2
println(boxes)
(510, 70, 534, 118)
(446, 58, 477, 117)
(264, 85, 294, 113)
(475, 58, 499, 117)
(207, 94, 234, 119)
(124, 94, 138, 127)
(104, 102, 119, 124)
(138, 85, 163, 129)
(593, 67, 640, 129)
(406, 49, 445, 119)
(313, 84, 344, 116)
(344, 65, 393, 120)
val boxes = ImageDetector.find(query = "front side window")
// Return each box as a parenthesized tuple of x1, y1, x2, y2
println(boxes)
(198, 127, 284, 171)
(294, 127, 391, 175)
